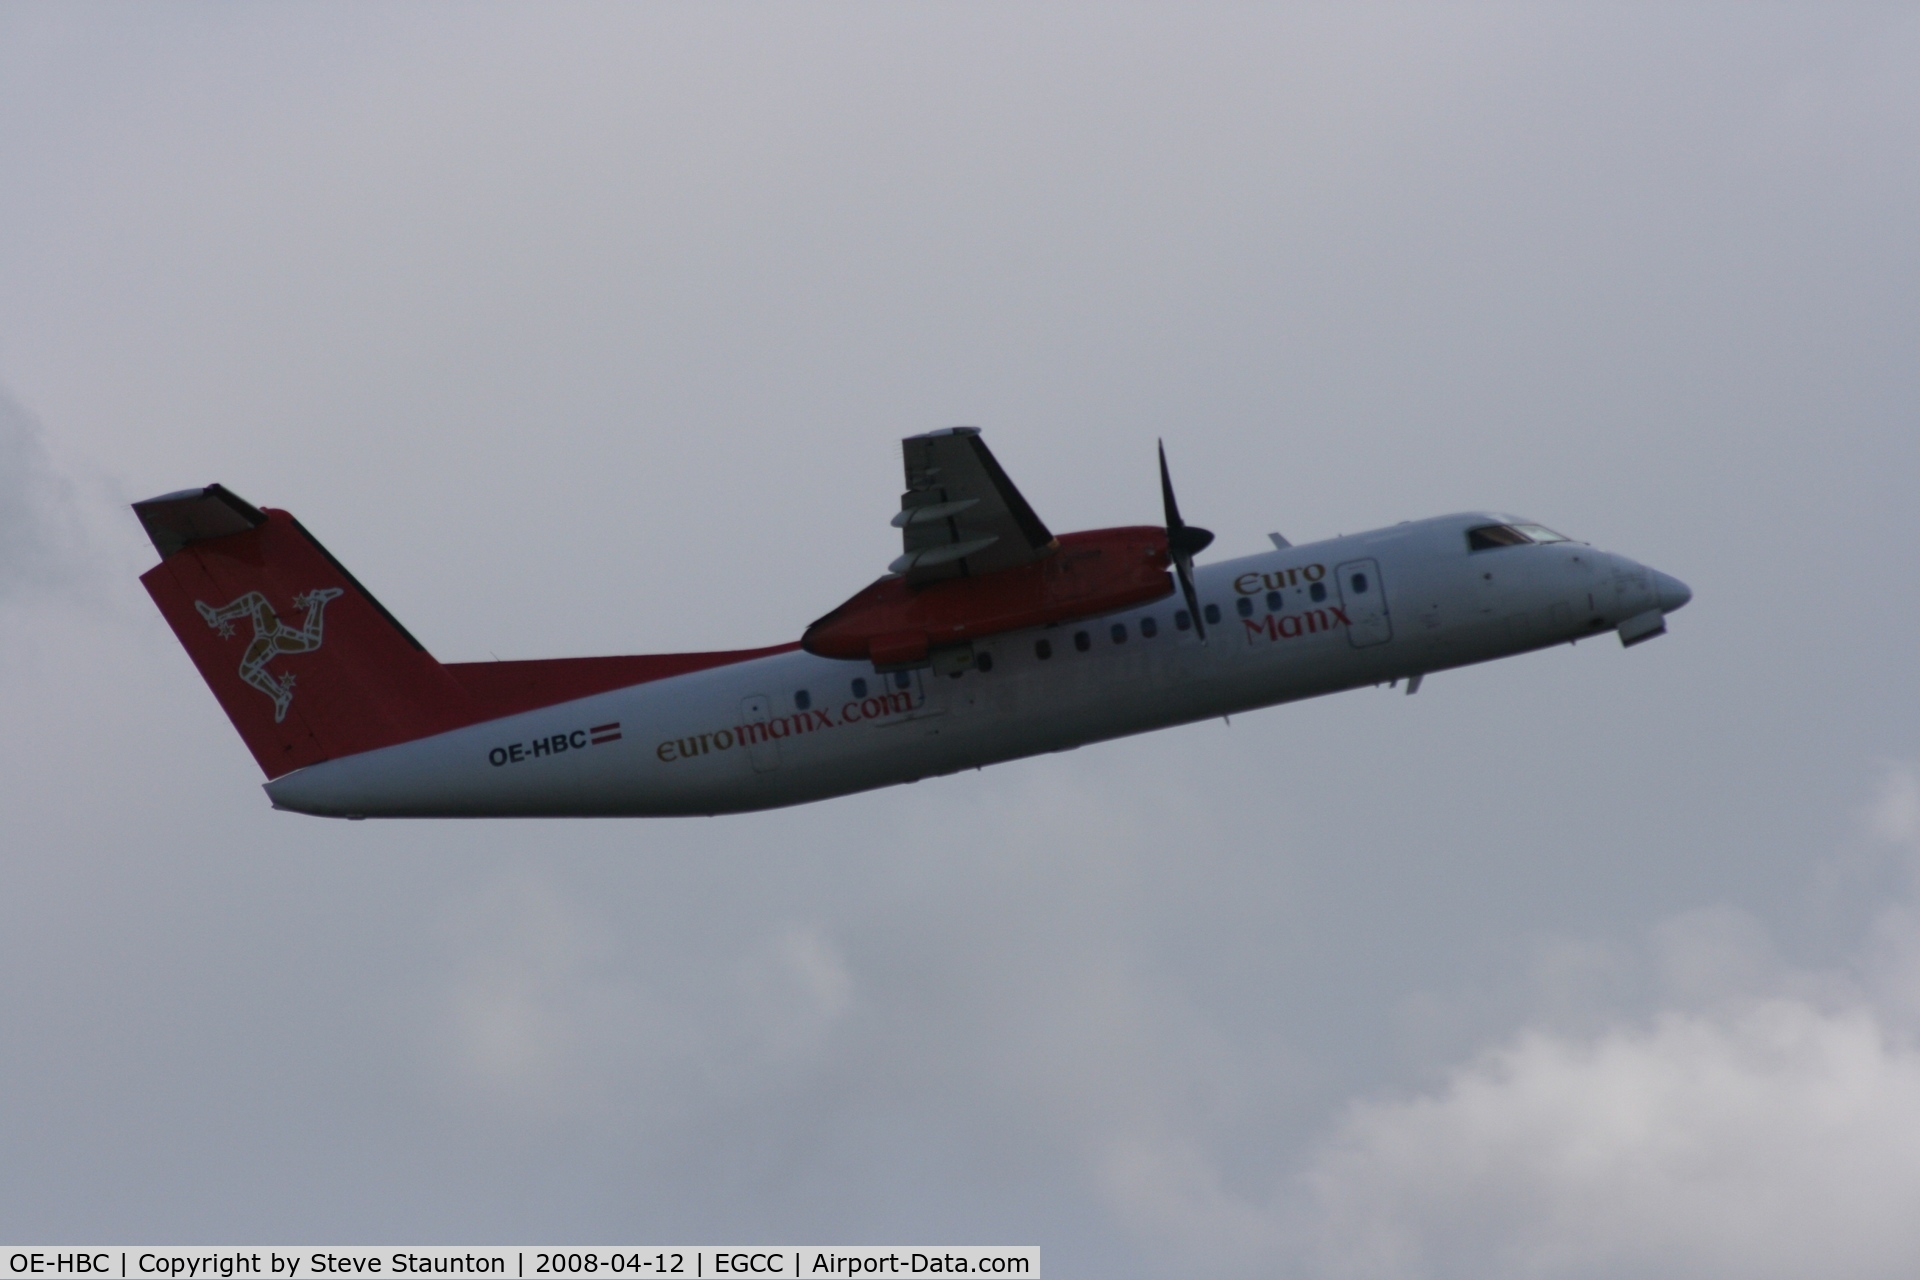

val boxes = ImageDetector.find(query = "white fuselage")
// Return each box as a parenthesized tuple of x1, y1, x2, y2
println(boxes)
(264, 513, 1679, 818)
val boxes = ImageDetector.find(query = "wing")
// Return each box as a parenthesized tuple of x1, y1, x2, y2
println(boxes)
(889, 428, 1058, 582)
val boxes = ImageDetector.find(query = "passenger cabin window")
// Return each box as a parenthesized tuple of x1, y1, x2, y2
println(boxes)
(1204, 603, 1221, 625)
(1310, 581, 1327, 602)
(1035, 638, 1053, 660)
(1111, 623, 1128, 644)
(852, 677, 868, 698)
(1074, 630, 1091, 652)
(1175, 610, 1192, 631)
(975, 652, 994, 673)
(794, 689, 812, 710)
(1140, 616, 1158, 638)
(1236, 597, 1254, 618)
(1266, 590, 1283, 611)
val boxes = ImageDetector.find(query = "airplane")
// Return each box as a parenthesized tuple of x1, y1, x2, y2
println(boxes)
(134, 428, 1690, 818)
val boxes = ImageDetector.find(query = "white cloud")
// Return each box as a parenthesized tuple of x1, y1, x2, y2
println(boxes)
(0, 385, 83, 599)
(437, 870, 621, 1109)
(1866, 761, 1920, 851)
(1296, 1000, 1920, 1280)
(429, 869, 855, 1128)
(1279, 766, 1920, 1280)
(402, 765, 1920, 1278)
(734, 923, 855, 1064)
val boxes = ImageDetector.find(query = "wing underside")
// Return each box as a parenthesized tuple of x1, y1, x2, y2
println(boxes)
(892, 428, 1057, 582)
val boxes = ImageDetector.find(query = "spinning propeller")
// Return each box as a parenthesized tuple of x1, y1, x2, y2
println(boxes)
(1158, 440, 1215, 641)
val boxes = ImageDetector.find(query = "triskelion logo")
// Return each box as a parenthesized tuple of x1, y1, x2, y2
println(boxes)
(195, 588, 344, 722)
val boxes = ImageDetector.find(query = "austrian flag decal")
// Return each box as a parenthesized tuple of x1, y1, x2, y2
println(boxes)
(590, 722, 622, 745)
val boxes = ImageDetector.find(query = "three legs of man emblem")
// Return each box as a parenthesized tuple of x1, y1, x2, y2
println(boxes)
(195, 588, 345, 722)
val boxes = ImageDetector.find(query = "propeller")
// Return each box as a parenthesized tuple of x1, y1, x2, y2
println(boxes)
(1158, 440, 1215, 641)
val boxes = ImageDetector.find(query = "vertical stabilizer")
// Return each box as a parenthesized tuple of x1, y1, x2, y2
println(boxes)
(135, 486, 477, 778)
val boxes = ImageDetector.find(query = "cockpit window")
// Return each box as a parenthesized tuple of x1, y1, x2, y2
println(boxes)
(1513, 523, 1569, 543)
(1467, 524, 1532, 551)
(1467, 522, 1573, 551)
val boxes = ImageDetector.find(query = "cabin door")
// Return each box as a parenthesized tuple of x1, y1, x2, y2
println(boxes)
(1334, 558, 1393, 648)
(738, 694, 780, 772)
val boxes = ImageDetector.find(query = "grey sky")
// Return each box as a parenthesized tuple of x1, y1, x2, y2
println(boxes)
(3, 4, 1919, 1276)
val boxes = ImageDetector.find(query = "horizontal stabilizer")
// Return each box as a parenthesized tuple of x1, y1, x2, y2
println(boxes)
(133, 484, 265, 558)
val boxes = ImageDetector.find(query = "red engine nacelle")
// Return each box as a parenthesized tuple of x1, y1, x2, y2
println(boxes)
(803, 526, 1176, 667)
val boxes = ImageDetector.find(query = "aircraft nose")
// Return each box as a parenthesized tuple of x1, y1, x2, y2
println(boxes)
(1653, 570, 1692, 613)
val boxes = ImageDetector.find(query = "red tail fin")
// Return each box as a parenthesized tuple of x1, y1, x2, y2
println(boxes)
(138, 486, 805, 781)
(136, 486, 478, 778)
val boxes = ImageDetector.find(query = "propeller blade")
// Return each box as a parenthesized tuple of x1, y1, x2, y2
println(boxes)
(1158, 441, 1215, 556)
(1157, 440, 1214, 641)
(1158, 439, 1183, 528)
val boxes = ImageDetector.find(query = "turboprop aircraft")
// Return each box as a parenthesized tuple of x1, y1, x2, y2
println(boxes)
(135, 429, 1690, 818)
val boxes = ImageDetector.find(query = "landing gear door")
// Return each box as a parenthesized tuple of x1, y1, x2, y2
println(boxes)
(1335, 558, 1393, 648)
(738, 694, 779, 772)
